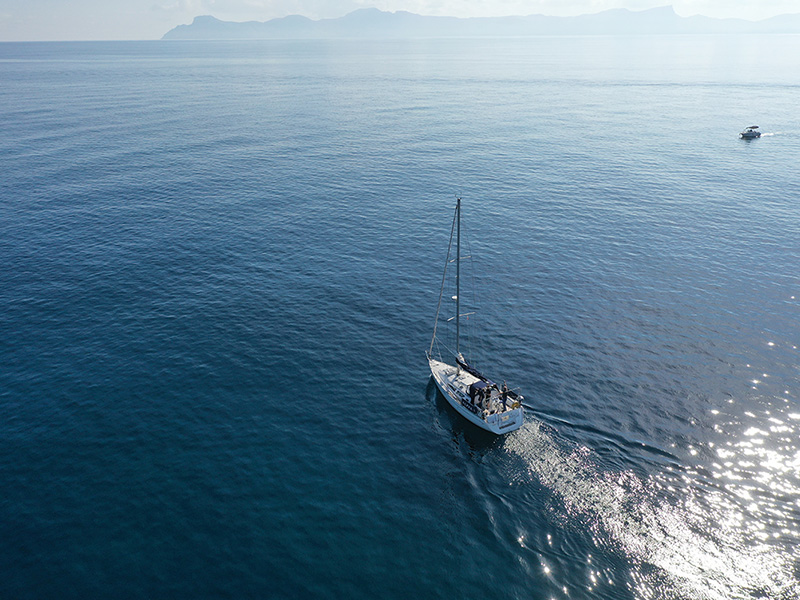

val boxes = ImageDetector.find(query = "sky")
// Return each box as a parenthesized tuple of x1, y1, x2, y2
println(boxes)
(0, 0, 799, 41)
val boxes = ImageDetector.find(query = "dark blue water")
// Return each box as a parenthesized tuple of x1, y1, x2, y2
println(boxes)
(2, 36, 799, 599)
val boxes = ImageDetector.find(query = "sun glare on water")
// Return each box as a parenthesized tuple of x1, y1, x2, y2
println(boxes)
(505, 413, 800, 600)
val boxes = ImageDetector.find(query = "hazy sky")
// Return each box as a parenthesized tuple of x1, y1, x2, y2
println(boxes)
(1, 0, 798, 41)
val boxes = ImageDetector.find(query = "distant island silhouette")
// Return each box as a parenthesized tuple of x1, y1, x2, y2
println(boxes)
(162, 6, 800, 40)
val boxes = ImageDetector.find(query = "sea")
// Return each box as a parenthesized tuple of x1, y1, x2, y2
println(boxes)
(1, 35, 799, 599)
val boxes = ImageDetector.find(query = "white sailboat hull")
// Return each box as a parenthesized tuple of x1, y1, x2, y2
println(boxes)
(428, 357, 523, 434)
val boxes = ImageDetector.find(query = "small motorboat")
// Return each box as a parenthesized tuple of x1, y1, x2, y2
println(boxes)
(740, 125, 761, 139)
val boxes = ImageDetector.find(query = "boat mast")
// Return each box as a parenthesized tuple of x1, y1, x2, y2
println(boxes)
(456, 197, 461, 356)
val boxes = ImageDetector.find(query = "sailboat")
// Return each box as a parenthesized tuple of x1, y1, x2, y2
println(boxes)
(426, 198, 525, 434)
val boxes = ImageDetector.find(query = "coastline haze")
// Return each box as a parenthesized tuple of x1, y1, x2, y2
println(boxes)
(161, 7, 800, 40)
(0, 1, 798, 41)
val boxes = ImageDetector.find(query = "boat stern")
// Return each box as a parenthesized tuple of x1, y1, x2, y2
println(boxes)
(485, 406, 524, 433)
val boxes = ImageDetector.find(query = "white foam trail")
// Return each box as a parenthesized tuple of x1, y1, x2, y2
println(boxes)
(506, 421, 799, 599)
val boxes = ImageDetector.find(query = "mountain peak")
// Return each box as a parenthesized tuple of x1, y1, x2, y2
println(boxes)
(191, 15, 221, 25)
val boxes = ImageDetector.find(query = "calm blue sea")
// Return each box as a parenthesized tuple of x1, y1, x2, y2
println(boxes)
(1, 35, 799, 599)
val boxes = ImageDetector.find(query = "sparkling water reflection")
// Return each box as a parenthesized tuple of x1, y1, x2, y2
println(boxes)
(506, 414, 799, 599)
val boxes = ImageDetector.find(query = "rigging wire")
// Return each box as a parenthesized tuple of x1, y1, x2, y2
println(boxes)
(459, 205, 483, 368)
(429, 202, 458, 356)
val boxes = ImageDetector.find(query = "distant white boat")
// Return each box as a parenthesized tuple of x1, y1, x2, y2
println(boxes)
(426, 198, 524, 434)
(740, 125, 761, 139)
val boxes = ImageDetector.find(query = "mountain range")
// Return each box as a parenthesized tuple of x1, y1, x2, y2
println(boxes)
(162, 6, 800, 40)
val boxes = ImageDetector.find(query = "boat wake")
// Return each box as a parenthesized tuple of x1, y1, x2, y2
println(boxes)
(505, 420, 800, 600)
